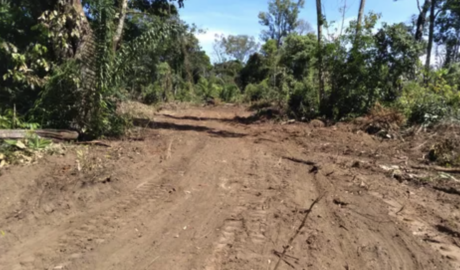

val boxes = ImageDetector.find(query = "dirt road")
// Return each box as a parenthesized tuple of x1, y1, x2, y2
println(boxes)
(1, 105, 459, 270)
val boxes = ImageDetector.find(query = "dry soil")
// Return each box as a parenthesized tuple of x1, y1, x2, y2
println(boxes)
(1, 105, 460, 270)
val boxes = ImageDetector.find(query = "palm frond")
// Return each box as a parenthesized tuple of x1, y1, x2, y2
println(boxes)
(111, 18, 181, 87)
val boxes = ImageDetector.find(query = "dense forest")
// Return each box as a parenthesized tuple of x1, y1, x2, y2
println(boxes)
(1, 0, 459, 137)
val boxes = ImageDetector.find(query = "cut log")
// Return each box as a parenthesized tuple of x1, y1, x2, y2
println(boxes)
(411, 164, 460, 174)
(0, 129, 79, 141)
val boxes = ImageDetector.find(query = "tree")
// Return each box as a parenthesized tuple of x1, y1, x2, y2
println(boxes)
(435, 0, 460, 66)
(356, 0, 367, 35)
(315, 0, 324, 102)
(239, 53, 270, 88)
(415, 0, 431, 41)
(113, 0, 128, 51)
(338, 0, 349, 37)
(258, 0, 305, 47)
(279, 33, 316, 80)
(0, 0, 184, 136)
(295, 19, 314, 35)
(213, 34, 260, 62)
(426, 0, 437, 70)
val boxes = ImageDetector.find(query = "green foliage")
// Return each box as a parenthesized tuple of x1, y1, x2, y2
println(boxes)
(279, 33, 316, 80)
(324, 14, 424, 120)
(33, 60, 84, 129)
(213, 34, 260, 62)
(26, 134, 52, 150)
(0, 0, 186, 138)
(259, 0, 305, 47)
(435, 0, 460, 67)
(219, 84, 241, 103)
(239, 53, 270, 89)
(399, 69, 460, 125)
(2, 0, 460, 141)
(287, 80, 318, 120)
(244, 80, 273, 102)
(0, 109, 39, 129)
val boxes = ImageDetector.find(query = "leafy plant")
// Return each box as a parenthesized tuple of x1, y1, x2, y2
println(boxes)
(400, 69, 460, 125)
(26, 134, 52, 150)
(0, 109, 40, 129)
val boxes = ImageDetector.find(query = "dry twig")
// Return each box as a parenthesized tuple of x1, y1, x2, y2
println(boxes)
(273, 194, 325, 270)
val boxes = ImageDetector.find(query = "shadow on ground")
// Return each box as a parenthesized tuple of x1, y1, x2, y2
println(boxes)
(156, 111, 278, 125)
(133, 118, 248, 138)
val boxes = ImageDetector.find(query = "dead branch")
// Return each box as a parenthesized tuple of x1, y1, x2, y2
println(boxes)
(411, 164, 460, 174)
(410, 141, 428, 151)
(77, 141, 111, 147)
(273, 250, 296, 269)
(282, 156, 316, 166)
(273, 194, 325, 270)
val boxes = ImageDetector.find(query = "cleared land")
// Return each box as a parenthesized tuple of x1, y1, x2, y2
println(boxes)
(0, 105, 459, 270)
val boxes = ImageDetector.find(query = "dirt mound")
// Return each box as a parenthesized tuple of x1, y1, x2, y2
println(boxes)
(309, 119, 325, 128)
(0, 105, 458, 270)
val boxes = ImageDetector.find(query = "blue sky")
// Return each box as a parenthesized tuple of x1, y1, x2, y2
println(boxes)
(179, 0, 419, 60)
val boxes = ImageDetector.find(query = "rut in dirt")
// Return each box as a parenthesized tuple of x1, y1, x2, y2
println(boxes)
(0, 106, 458, 270)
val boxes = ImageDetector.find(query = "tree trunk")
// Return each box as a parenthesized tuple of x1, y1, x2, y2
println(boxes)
(339, 0, 347, 38)
(113, 0, 128, 52)
(415, 0, 431, 41)
(64, 0, 92, 59)
(68, 0, 84, 14)
(315, 0, 324, 102)
(356, 0, 367, 36)
(0, 130, 79, 140)
(425, 0, 436, 70)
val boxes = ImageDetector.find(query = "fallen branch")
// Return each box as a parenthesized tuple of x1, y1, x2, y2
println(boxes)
(76, 141, 111, 147)
(0, 129, 78, 141)
(282, 156, 316, 166)
(410, 140, 428, 151)
(273, 250, 296, 269)
(411, 164, 460, 174)
(273, 194, 325, 270)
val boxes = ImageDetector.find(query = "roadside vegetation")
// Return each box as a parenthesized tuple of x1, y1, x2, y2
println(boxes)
(1, 0, 459, 138)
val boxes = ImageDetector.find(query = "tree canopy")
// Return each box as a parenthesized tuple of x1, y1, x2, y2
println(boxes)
(258, 0, 305, 47)
(0, 0, 459, 136)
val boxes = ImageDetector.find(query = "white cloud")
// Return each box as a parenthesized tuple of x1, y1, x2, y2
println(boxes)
(196, 29, 228, 44)
(323, 16, 356, 40)
(196, 29, 234, 62)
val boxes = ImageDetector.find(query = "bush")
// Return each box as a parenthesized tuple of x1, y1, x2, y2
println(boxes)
(287, 80, 318, 120)
(33, 61, 129, 138)
(141, 83, 164, 105)
(32, 61, 85, 130)
(219, 84, 241, 103)
(399, 70, 460, 125)
(195, 77, 224, 101)
(244, 80, 271, 102)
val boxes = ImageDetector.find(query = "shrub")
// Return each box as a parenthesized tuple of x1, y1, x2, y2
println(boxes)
(32, 61, 85, 130)
(287, 80, 318, 120)
(399, 70, 460, 125)
(141, 83, 164, 105)
(33, 61, 129, 138)
(219, 84, 241, 103)
(244, 80, 271, 102)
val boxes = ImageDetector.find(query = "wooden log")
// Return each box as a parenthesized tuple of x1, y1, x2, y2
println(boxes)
(411, 164, 460, 174)
(0, 129, 79, 140)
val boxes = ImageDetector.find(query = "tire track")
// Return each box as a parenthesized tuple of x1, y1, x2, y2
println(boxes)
(308, 166, 449, 270)
(205, 184, 269, 269)
(54, 139, 209, 269)
(2, 137, 208, 270)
